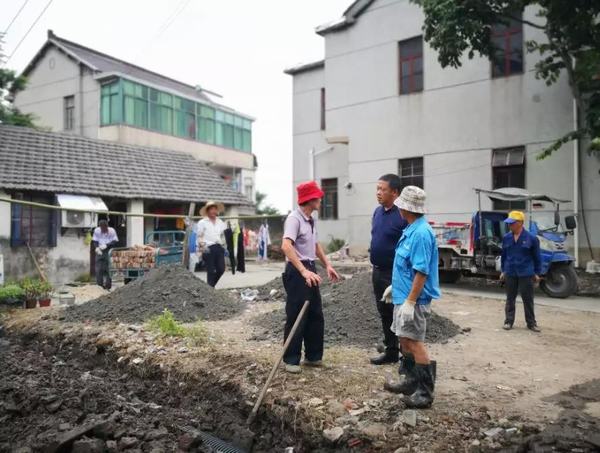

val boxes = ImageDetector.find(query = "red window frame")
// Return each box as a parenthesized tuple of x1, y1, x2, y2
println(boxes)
(398, 37, 423, 94)
(491, 23, 523, 77)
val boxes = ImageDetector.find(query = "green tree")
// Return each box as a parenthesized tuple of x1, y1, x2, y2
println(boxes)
(0, 68, 36, 127)
(413, 0, 600, 158)
(255, 191, 280, 215)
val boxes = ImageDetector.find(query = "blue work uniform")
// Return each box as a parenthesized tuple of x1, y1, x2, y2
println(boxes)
(370, 205, 407, 357)
(501, 229, 542, 277)
(392, 216, 441, 305)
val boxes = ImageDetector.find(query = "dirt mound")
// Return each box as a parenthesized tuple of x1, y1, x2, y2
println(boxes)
(63, 265, 242, 324)
(251, 271, 461, 347)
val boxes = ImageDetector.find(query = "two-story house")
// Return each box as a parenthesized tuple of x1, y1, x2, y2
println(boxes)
(14, 30, 257, 208)
(286, 0, 599, 263)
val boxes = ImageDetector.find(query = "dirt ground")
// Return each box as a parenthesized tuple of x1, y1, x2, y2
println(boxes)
(1, 269, 600, 452)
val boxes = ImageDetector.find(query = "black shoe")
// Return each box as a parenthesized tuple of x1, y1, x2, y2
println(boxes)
(398, 353, 415, 376)
(528, 325, 541, 333)
(384, 358, 417, 394)
(370, 351, 399, 365)
(403, 363, 435, 409)
(503, 323, 512, 330)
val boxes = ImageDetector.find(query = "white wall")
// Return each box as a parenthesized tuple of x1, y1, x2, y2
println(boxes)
(13, 47, 100, 138)
(291, 0, 599, 257)
(0, 192, 11, 240)
(98, 125, 255, 170)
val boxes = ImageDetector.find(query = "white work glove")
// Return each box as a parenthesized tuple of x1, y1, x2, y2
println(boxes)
(95, 247, 103, 256)
(99, 243, 107, 250)
(399, 299, 417, 326)
(381, 285, 393, 304)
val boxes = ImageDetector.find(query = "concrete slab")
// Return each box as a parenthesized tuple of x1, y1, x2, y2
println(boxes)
(194, 261, 285, 290)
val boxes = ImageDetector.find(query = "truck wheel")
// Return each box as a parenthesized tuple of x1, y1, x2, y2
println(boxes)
(541, 265, 578, 298)
(439, 270, 462, 284)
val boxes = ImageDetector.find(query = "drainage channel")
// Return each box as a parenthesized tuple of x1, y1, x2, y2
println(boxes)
(0, 331, 327, 452)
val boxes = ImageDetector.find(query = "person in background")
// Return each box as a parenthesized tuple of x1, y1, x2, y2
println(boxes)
(281, 181, 340, 374)
(197, 201, 227, 287)
(369, 174, 408, 365)
(92, 219, 119, 290)
(500, 211, 542, 332)
(383, 186, 440, 409)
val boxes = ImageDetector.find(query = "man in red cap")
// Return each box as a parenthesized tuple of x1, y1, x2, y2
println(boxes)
(281, 181, 340, 373)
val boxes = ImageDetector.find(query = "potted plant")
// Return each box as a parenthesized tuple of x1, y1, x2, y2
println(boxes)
(38, 280, 53, 307)
(0, 284, 25, 306)
(21, 277, 38, 309)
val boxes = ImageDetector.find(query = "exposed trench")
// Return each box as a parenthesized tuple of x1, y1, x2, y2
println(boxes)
(0, 327, 334, 453)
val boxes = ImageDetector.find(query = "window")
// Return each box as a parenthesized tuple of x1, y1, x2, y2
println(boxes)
(320, 178, 338, 220)
(99, 78, 252, 151)
(320, 88, 326, 130)
(491, 17, 523, 78)
(399, 37, 424, 94)
(123, 80, 148, 128)
(149, 88, 173, 135)
(174, 96, 196, 139)
(10, 193, 58, 247)
(244, 177, 253, 200)
(100, 81, 121, 125)
(398, 157, 424, 191)
(492, 147, 525, 209)
(64, 95, 75, 130)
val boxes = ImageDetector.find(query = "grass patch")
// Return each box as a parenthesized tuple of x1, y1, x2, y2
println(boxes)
(147, 309, 208, 345)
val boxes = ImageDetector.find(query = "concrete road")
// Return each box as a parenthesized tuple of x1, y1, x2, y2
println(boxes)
(442, 284, 600, 313)
(195, 260, 600, 313)
(195, 261, 285, 290)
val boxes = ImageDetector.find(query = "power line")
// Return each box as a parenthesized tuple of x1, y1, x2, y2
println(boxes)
(6, 0, 54, 64)
(3, 0, 31, 34)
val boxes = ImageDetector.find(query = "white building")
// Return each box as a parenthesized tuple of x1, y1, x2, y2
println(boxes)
(13, 30, 257, 207)
(286, 0, 599, 263)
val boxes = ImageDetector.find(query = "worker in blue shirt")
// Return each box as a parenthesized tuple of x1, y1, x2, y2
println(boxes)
(500, 211, 542, 332)
(382, 186, 440, 409)
(369, 174, 408, 365)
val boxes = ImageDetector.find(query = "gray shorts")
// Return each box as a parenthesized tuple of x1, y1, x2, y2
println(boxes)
(391, 303, 431, 342)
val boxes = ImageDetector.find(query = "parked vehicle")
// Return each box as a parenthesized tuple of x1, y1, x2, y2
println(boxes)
(433, 188, 578, 298)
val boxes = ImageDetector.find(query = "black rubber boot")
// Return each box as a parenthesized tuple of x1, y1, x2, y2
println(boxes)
(403, 363, 435, 409)
(384, 356, 417, 394)
(370, 350, 399, 365)
(397, 353, 414, 376)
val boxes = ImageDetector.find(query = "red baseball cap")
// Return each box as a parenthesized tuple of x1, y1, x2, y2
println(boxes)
(297, 181, 325, 205)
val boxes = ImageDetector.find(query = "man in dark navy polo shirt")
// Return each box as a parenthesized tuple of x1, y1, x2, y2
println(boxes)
(369, 174, 408, 365)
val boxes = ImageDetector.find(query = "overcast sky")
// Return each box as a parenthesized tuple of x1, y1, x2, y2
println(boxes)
(1, 0, 351, 212)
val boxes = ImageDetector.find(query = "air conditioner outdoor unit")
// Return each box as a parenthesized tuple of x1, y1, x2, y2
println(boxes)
(61, 210, 97, 228)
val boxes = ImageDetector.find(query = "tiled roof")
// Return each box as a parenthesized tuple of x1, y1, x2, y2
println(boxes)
(0, 126, 252, 206)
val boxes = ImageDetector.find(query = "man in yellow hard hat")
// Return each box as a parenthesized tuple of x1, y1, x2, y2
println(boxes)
(500, 211, 542, 332)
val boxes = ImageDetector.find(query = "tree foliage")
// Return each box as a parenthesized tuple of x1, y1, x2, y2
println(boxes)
(0, 68, 36, 127)
(413, 0, 600, 158)
(255, 191, 280, 215)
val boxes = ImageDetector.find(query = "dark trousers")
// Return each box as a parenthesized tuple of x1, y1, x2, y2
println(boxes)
(505, 275, 537, 327)
(372, 267, 399, 355)
(203, 244, 225, 287)
(95, 253, 111, 290)
(282, 261, 324, 365)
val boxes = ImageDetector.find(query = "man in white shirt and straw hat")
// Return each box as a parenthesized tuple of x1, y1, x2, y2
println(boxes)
(197, 201, 227, 287)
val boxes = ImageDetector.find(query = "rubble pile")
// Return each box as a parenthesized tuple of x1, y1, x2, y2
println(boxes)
(252, 271, 462, 346)
(64, 265, 242, 324)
